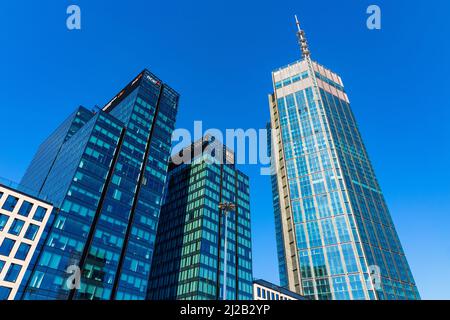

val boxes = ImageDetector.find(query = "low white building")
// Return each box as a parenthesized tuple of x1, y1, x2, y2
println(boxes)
(253, 279, 306, 300)
(0, 183, 54, 300)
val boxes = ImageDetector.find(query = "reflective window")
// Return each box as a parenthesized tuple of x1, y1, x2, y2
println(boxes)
(0, 214, 8, 231)
(0, 286, 11, 300)
(24, 224, 39, 241)
(0, 238, 15, 256)
(2, 195, 18, 212)
(8, 219, 24, 236)
(18, 200, 33, 217)
(15, 243, 31, 260)
(4, 263, 22, 283)
(33, 206, 47, 222)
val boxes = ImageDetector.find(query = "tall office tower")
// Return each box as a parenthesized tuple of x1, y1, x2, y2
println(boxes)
(19, 69, 179, 300)
(148, 137, 253, 300)
(268, 18, 419, 300)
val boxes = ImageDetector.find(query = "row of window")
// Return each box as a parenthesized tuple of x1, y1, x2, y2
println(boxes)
(275, 71, 309, 89)
(256, 287, 293, 300)
(0, 215, 40, 240)
(1, 195, 47, 221)
(314, 72, 344, 91)
(0, 237, 32, 261)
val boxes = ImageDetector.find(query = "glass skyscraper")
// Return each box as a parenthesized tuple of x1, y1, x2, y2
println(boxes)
(148, 137, 253, 300)
(19, 69, 179, 300)
(268, 19, 420, 300)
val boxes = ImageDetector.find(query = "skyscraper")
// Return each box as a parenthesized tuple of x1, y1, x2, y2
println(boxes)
(19, 69, 179, 300)
(148, 137, 253, 300)
(268, 17, 419, 300)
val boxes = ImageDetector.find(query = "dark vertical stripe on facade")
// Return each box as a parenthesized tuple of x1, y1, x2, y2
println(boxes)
(215, 164, 224, 300)
(111, 84, 164, 299)
(37, 144, 64, 195)
(68, 126, 127, 300)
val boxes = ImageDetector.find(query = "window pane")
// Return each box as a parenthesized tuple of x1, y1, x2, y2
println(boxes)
(15, 243, 31, 260)
(0, 260, 5, 273)
(2, 195, 18, 212)
(0, 214, 8, 231)
(24, 224, 39, 241)
(18, 201, 33, 217)
(4, 263, 21, 283)
(0, 286, 12, 300)
(8, 219, 24, 236)
(0, 238, 15, 256)
(33, 206, 47, 222)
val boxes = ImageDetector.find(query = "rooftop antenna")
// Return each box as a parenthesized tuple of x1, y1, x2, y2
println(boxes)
(295, 15, 310, 59)
(294, 15, 322, 106)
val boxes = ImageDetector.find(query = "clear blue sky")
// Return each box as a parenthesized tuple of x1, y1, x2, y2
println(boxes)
(0, 1, 449, 299)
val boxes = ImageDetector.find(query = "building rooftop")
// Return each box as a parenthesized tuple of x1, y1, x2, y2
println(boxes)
(253, 279, 308, 300)
(169, 135, 235, 169)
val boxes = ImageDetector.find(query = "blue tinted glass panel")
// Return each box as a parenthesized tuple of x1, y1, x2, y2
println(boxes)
(0, 214, 8, 231)
(18, 201, 33, 217)
(4, 264, 21, 283)
(33, 206, 47, 222)
(8, 219, 24, 236)
(15, 243, 31, 260)
(2, 196, 18, 212)
(0, 238, 15, 256)
(24, 224, 39, 241)
(0, 286, 11, 300)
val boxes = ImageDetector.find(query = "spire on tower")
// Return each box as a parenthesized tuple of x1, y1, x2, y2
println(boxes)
(295, 15, 310, 59)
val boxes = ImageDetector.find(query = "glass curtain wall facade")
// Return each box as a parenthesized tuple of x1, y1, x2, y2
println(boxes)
(20, 106, 94, 196)
(148, 138, 253, 300)
(269, 56, 420, 299)
(20, 70, 179, 300)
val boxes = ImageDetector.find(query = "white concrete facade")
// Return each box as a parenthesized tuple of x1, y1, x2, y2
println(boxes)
(0, 185, 54, 300)
(253, 280, 303, 300)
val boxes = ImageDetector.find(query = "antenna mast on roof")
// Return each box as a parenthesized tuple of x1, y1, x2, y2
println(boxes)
(295, 15, 311, 59)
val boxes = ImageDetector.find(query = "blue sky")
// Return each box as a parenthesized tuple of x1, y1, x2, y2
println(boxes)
(0, 0, 449, 299)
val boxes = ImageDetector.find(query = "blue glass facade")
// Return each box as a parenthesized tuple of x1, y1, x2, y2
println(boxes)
(269, 59, 420, 300)
(148, 139, 253, 300)
(19, 70, 179, 300)
(20, 106, 94, 196)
